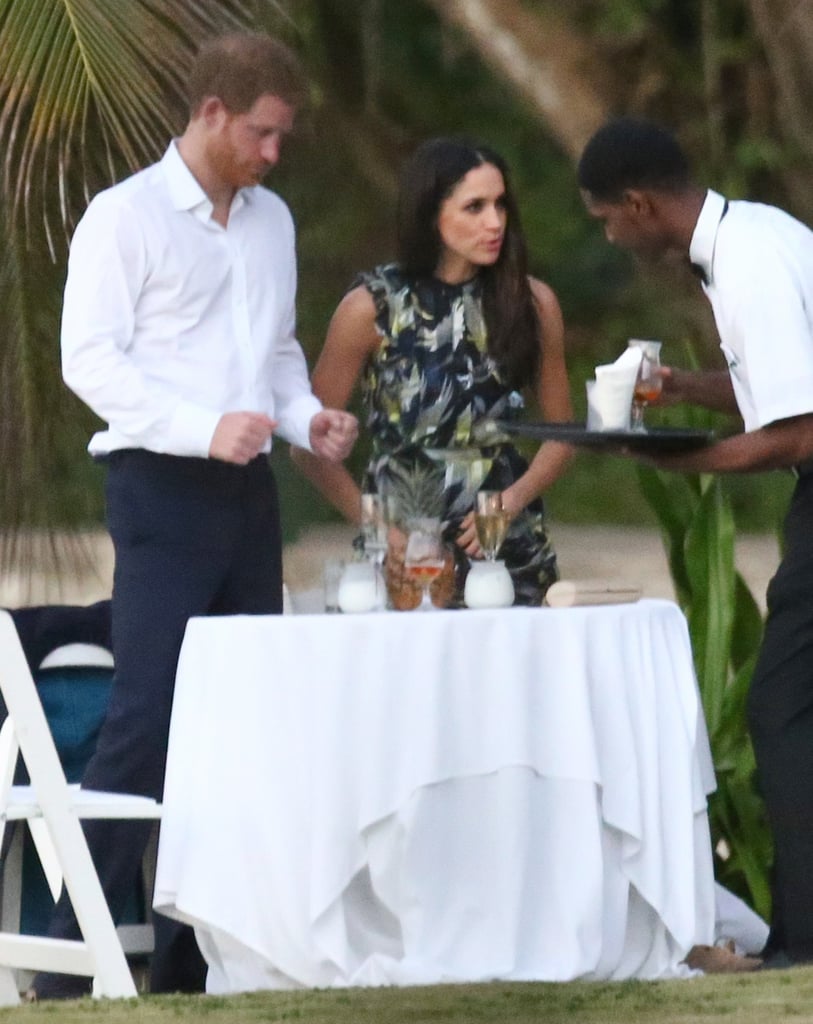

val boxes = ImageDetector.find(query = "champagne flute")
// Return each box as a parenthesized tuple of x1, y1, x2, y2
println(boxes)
(403, 518, 445, 611)
(360, 492, 388, 567)
(628, 339, 663, 433)
(474, 491, 509, 561)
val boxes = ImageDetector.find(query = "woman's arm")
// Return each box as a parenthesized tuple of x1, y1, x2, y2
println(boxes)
(290, 286, 380, 524)
(500, 277, 574, 517)
(457, 277, 574, 556)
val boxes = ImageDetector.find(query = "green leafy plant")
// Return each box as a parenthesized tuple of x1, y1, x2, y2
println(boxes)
(637, 462, 772, 918)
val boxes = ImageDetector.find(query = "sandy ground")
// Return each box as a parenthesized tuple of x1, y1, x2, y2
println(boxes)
(0, 524, 780, 612)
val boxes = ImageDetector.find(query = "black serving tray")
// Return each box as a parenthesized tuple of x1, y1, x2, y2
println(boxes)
(495, 421, 714, 454)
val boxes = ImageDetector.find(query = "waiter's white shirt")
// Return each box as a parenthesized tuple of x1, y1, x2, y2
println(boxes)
(689, 188, 813, 431)
(61, 141, 322, 458)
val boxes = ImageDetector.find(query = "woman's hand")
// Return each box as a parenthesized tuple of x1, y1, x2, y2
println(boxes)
(457, 490, 519, 559)
(456, 511, 483, 558)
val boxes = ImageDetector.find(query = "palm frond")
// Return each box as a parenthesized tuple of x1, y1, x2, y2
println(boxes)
(0, 0, 260, 249)
(0, 0, 306, 577)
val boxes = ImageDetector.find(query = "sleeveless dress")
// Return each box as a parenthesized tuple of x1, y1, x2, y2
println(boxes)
(357, 263, 558, 606)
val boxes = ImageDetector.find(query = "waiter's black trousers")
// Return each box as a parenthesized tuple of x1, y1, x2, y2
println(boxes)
(748, 470, 813, 962)
(35, 450, 283, 997)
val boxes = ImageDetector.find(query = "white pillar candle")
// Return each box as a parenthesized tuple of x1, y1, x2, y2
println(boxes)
(464, 561, 514, 609)
(337, 562, 382, 613)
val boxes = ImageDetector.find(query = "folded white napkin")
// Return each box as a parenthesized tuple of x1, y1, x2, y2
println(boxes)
(601, 346, 643, 376)
(544, 579, 642, 607)
(586, 347, 642, 431)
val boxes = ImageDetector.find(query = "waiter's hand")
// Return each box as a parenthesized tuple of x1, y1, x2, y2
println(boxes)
(654, 365, 683, 406)
(309, 409, 359, 462)
(209, 412, 276, 464)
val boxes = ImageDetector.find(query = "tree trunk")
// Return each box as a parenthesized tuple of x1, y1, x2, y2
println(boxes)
(748, 0, 813, 220)
(423, 0, 609, 160)
(749, 0, 813, 159)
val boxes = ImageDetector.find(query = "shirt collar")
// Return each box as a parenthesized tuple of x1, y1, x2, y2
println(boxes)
(161, 141, 209, 213)
(160, 140, 254, 220)
(689, 188, 728, 286)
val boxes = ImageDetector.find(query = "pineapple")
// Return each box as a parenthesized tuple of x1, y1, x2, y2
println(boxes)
(381, 461, 456, 610)
(383, 460, 445, 527)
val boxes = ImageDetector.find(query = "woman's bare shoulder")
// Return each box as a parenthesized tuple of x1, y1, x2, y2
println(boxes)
(334, 283, 378, 320)
(527, 275, 561, 314)
(321, 283, 381, 363)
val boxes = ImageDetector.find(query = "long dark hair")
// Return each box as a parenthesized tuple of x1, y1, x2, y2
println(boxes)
(396, 137, 540, 389)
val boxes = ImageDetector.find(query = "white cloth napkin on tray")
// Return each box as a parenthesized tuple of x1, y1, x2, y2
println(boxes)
(586, 347, 642, 431)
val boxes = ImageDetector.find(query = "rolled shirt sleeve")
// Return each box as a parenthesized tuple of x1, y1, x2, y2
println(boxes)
(698, 194, 813, 432)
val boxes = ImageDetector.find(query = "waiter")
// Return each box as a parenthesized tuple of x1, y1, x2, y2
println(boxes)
(577, 115, 813, 971)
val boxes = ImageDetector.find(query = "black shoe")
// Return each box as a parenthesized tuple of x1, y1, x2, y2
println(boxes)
(757, 950, 799, 971)
(28, 972, 92, 1000)
(149, 918, 207, 994)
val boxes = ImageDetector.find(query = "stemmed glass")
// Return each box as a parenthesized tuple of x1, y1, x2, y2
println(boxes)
(360, 492, 388, 609)
(403, 517, 446, 611)
(360, 493, 388, 567)
(474, 491, 509, 561)
(628, 339, 663, 433)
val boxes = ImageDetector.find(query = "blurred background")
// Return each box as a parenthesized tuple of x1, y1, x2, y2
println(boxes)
(2, 0, 810, 566)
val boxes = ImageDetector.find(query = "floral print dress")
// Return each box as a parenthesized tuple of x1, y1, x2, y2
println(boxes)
(356, 263, 558, 607)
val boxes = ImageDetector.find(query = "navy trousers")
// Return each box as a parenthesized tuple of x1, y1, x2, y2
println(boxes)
(748, 470, 813, 963)
(33, 450, 283, 997)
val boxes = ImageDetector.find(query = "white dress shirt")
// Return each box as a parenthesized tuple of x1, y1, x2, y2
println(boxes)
(61, 141, 322, 458)
(689, 188, 813, 431)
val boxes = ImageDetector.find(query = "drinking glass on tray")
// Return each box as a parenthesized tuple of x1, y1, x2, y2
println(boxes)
(627, 339, 663, 433)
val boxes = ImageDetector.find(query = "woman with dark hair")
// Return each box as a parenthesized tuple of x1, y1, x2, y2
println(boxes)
(293, 137, 573, 606)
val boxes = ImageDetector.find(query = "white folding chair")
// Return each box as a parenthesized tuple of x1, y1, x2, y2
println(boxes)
(0, 610, 161, 1004)
(5, 639, 157, 965)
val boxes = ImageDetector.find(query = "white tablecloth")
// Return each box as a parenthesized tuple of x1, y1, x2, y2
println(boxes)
(153, 599, 716, 991)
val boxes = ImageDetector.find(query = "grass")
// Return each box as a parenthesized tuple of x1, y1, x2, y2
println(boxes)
(9, 971, 813, 1024)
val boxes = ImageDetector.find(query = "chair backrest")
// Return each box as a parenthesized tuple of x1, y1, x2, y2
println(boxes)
(2, 617, 150, 947)
(39, 644, 113, 671)
(7, 602, 111, 679)
(33, 649, 114, 787)
(0, 610, 143, 1001)
(0, 613, 73, 812)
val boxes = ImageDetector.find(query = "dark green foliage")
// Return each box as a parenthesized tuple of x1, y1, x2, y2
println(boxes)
(637, 459, 772, 918)
(0, 0, 805, 556)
